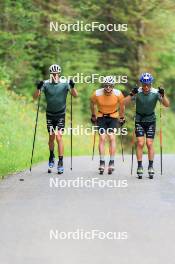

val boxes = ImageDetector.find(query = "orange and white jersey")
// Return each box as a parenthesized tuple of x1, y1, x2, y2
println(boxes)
(90, 88, 124, 118)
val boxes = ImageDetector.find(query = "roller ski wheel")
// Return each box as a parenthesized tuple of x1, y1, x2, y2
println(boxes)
(57, 160, 64, 174)
(108, 168, 113, 175)
(99, 160, 105, 175)
(108, 160, 115, 175)
(148, 166, 154, 179)
(48, 157, 55, 173)
(137, 166, 143, 179)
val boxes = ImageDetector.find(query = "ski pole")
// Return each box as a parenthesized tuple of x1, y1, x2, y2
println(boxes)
(70, 93, 73, 170)
(30, 94, 41, 172)
(160, 101, 163, 175)
(131, 129, 135, 175)
(131, 92, 137, 175)
(120, 125, 124, 162)
(92, 130, 96, 160)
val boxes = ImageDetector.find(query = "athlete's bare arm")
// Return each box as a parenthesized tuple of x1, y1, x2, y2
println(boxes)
(33, 89, 41, 99)
(70, 88, 78, 97)
(161, 95, 170, 107)
(90, 100, 96, 116)
(123, 95, 132, 106)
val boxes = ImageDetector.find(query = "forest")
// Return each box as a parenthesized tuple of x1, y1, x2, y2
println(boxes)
(0, 0, 175, 176)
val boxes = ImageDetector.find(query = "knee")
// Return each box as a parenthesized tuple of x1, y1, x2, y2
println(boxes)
(146, 141, 153, 149)
(49, 134, 55, 143)
(99, 136, 106, 144)
(137, 140, 144, 148)
(56, 133, 62, 142)
(108, 135, 115, 143)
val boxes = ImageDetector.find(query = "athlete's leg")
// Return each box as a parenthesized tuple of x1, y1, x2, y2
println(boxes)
(55, 130, 64, 156)
(96, 117, 106, 172)
(54, 115, 65, 157)
(145, 122, 156, 169)
(107, 133, 116, 172)
(135, 137, 145, 178)
(136, 137, 145, 162)
(107, 117, 117, 159)
(135, 122, 145, 164)
(46, 117, 56, 172)
(47, 115, 55, 154)
(47, 133, 56, 172)
(146, 138, 154, 161)
(99, 133, 106, 159)
(97, 117, 107, 161)
(48, 133, 55, 152)
(108, 133, 116, 157)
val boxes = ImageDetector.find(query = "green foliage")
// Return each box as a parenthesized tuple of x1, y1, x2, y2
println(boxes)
(1, 0, 175, 96)
(0, 0, 175, 176)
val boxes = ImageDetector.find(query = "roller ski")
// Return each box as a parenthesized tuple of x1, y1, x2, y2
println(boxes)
(57, 160, 64, 174)
(108, 160, 115, 175)
(148, 166, 154, 179)
(99, 160, 105, 175)
(48, 156, 55, 173)
(137, 166, 143, 179)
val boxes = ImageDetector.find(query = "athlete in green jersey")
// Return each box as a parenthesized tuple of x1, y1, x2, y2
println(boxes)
(33, 64, 78, 174)
(124, 73, 169, 179)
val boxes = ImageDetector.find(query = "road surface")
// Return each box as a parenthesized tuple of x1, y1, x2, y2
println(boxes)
(0, 155, 175, 264)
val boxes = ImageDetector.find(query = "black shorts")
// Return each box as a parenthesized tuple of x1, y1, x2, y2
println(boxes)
(46, 114, 65, 134)
(97, 117, 118, 134)
(135, 121, 156, 139)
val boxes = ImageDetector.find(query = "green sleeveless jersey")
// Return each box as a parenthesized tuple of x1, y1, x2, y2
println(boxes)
(134, 87, 161, 122)
(42, 80, 70, 117)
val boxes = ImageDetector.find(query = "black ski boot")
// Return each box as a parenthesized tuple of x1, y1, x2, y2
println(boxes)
(148, 166, 154, 179)
(48, 155, 55, 173)
(57, 160, 64, 174)
(137, 166, 143, 179)
(99, 160, 105, 175)
(108, 160, 115, 175)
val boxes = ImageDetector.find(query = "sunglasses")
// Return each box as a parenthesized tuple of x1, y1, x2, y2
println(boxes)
(104, 84, 114, 88)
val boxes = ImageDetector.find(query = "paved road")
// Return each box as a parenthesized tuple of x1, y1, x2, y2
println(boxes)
(0, 155, 175, 264)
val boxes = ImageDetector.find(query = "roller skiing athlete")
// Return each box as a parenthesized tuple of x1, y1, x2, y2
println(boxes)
(33, 64, 78, 174)
(124, 73, 169, 179)
(90, 76, 125, 175)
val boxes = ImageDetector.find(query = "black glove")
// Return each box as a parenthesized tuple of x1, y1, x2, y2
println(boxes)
(36, 81, 44, 90)
(119, 117, 126, 126)
(130, 87, 138, 96)
(91, 114, 97, 125)
(69, 79, 75, 89)
(158, 87, 165, 97)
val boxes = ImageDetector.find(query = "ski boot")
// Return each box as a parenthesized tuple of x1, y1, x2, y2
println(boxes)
(57, 160, 64, 174)
(48, 156, 55, 173)
(108, 160, 115, 175)
(148, 166, 154, 179)
(137, 166, 143, 179)
(99, 160, 105, 175)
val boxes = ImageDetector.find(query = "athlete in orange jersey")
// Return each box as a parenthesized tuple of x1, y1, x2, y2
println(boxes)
(90, 76, 125, 174)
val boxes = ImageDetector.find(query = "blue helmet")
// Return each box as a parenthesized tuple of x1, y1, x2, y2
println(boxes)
(139, 73, 154, 84)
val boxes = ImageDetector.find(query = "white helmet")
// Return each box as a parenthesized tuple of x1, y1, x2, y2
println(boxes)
(49, 64, 61, 73)
(103, 76, 115, 85)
